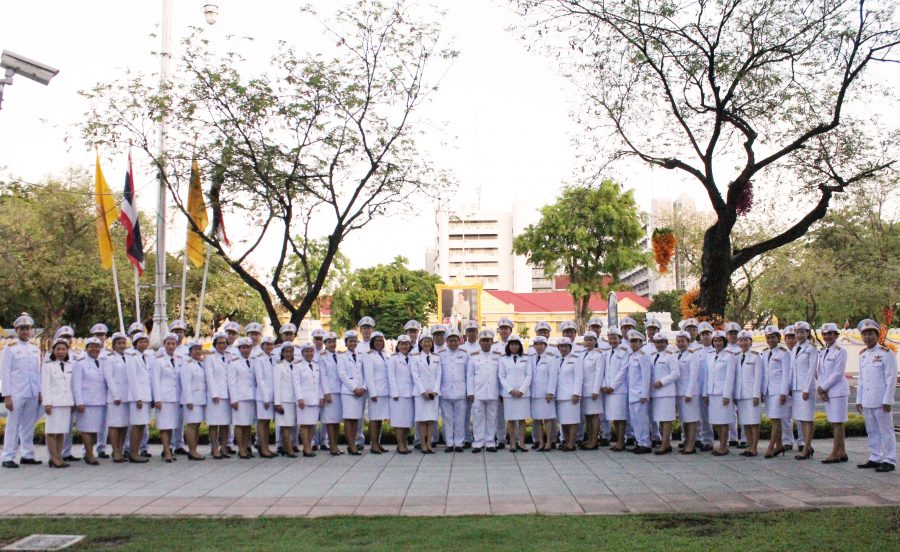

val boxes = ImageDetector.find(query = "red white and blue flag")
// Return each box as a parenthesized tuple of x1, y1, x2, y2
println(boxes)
(119, 151, 145, 275)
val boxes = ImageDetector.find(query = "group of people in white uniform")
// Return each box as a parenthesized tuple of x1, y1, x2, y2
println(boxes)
(1, 312, 896, 474)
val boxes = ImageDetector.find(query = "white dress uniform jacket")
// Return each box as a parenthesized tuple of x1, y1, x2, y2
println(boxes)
(388, 353, 416, 398)
(467, 350, 501, 400)
(674, 349, 699, 398)
(412, 352, 442, 396)
(125, 350, 154, 403)
(817, 344, 850, 398)
(857, 345, 898, 408)
(363, 350, 391, 398)
(338, 350, 365, 395)
(228, 356, 257, 402)
(73, 356, 108, 406)
(626, 350, 652, 403)
(498, 355, 532, 399)
(102, 353, 130, 404)
(529, 352, 559, 399)
(649, 350, 679, 398)
(253, 353, 276, 404)
(293, 360, 326, 405)
(179, 359, 208, 406)
(581, 349, 605, 399)
(791, 341, 818, 394)
(439, 348, 469, 400)
(41, 359, 75, 407)
(704, 350, 735, 399)
(1, 340, 41, 399)
(733, 351, 763, 400)
(761, 345, 792, 398)
(555, 354, 584, 400)
(602, 346, 629, 395)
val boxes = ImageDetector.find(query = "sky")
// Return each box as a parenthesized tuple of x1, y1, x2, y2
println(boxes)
(1, 1, 891, 276)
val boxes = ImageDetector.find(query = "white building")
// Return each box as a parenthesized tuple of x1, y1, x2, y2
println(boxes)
(426, 202, 548, 292)
(620, 193, 699, 298)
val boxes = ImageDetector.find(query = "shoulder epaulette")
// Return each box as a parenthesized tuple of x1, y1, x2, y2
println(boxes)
(748, 350, 760, 356)
(470, 351, 479, 356)
(880, 345, 890, 352)
(125, 349, 138, 356)
(411, 352, 420, 356)
(492, 351, 502, 355)
(777, 344, 788, 351)
(833, 344, 842, 351)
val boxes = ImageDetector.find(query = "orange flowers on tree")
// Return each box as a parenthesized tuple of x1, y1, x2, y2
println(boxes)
(652, 228, 676, 274)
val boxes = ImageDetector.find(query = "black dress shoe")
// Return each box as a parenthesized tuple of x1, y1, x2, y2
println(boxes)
(348, 449, 362, 456)
(140, 451, 152, 458)
(651, 440, 662, 448)
(625, 438, 635, 447)
(463, 442, 472, 449)
(226, 447, 237, 455)
(678, 442, 686, 449)
(63, 455, 80, 462)
(414, 444, 421, 450)
(486, 447, 497, 453)
(700, 444, 714, 452)
(633, 446, 652, 455)
(471, 447, 482, 453)
(728, 440, 738, 447)
(599, 438, 610, 447)
(2, 461, 18, 468)
(496, 442, 505, 450)
(875, 463, 896, 473)
(174, 448, 188, 456)
(455, 447, 464, 452)
(98, 451, 111, 459)
(19, 458, 42, 465)
(303, 452, 316, 458)
(736, 442, 749, 449)
(857, 460, 880, 469)
(444, 447, 454, 453)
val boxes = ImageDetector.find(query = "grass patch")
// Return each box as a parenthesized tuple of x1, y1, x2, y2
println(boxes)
(0, 507, 896, 550)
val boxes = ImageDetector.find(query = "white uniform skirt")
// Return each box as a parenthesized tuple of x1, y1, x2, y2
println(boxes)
(129, 402, 151, 426)
(504, 396, 530, 421)
(531, 397, 556, 420)
(369, 396, 391, 421)
(390, 397, 414, 428)
(232, 400, 256, 426)
(256, 400, 274, 420)
(320, 397, 343, 425)
(604, 394, 629, 421)
(792, 391, 816, 422)
(414, 396, 439, 422)
(45, 406, 72, 434)
(581, 396, 603, 416)
(677, 396, 700, 424)
(824, 396, 848, 423)
(76, 405, 105, 434)
(156, 402, 181, 431)
(297, 404, 320, 426)
(275, 404, 296, 427)
(206, 400, 232, 426)
(107, 402, 130, 428)
(342, 394, 365, 420)
(765, 393, 786, 419)
(736, 398, 762, 425)
(183, 404, 205, 424)
(652, 396, 676, 422)
(557, 400, 581, 425)
(707, 395, 736, 425)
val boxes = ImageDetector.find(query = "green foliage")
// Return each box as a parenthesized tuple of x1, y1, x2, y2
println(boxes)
(513, 180, 648, 328)
(648, 290, 685, 328)
(284, 238, 351, 319)
(330, 256, 442, 337)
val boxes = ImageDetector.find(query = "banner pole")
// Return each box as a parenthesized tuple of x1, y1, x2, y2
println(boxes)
(194, 244, 212, 339)
(111, 257, 126, 334)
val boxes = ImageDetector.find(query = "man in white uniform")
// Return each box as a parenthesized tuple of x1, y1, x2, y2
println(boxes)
(1, 314, 43, 468)
(491, 317, 514, 449)
(856, 319, 897, 473)
(439, 330, 469, 452)
(459, 320, 481, 447)
(468, 330, 501, 453)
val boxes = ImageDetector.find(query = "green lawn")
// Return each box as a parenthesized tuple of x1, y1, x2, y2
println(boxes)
(0, 508, 897, 550)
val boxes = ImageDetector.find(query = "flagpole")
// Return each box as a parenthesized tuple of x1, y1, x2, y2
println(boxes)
(111, 257, 126, 334)
(194, 243, 212, 339)
(179, 253, 189, 320)
(133, 266, 142, 324)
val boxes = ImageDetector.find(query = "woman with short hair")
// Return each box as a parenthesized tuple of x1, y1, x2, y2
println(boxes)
(152, 333, 182, 462)
(273, 344, 299, 458)
(103, 332, 131, 463)
(72, 337, 107, 466)
(253, 337, 277, 458)
(228, 337, 257, 459)
(42, 338, 75, 468)
(411, 333, 441, 454)
(294, 343, 326, 458)
(180, 341, 208, 461)
(205, 333, 232, 459)
(388, 335, 415, 454)
(499, 335, 531, 453)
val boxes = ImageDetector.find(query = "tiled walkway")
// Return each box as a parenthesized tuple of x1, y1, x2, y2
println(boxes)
(0, 438, 896, 517)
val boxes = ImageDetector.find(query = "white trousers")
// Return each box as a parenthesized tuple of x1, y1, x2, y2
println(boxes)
(496, 400, 506, 444)
(441, 398, 467, 447)
(2, 396, 41, 461)
(472, 399, 498, 449)
(780, 396, 795, 445)
(62, 409, 76, 456)
(464, 400, 474, 444)
(173, 420, 184, 450)
(698, 399, 713, 445)
(864, 407, 896, 465)
(628, 401, 650, 447)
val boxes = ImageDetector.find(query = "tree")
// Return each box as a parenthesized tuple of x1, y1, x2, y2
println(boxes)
(513, 181, 648, 329)
(180, 253, 267, 335)
(283, 238, 351, 320)
(79, 1, 455, 330)
(330, 256, 442, 337)
(517, 0, 899, 317)
(647, 290, 684, 328)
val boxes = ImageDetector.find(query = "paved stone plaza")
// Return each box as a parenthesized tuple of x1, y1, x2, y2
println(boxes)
(0, 437, 896, 517)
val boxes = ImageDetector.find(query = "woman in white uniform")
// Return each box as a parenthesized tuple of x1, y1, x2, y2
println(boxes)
(180, 341, 208, 461)
(673, 331, 700, 455)
(273, 344, 298, 457)
(791, 321, 818, 460)
(42, 338, 75, 468)
(761, 326, 791, 458)
(601, 327, 629, 452)
(363, 332, 391, 454)
(205, 333, 232, 459)
(72, 337, 107, 466)
(579, 332, 604, 450)
(253, 337, 277, 458)
(228, 337, 257, 459)
(125, 333, 153, 464)
(649, 334, 679, 455)
(319, 333, 344, 456)
(704, 331, 735, 456)
(294, 343, 326, 458)
(388, 335, 415, 454)
(412, 333, 441, 454)
(529, 336, 558, 452)
(817, 323, 850, 464)
(733, 331, 763, 457)
(555, 337, 583, 452)
(103, 332, 130, 463)
(338, 331, 365, 456)
(152, 333, 181, 463)
(498, 335, 531, 453)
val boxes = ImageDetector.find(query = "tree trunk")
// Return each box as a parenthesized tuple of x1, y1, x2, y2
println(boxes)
(697, 221, 733, 319)
(571, 293, 591, 332)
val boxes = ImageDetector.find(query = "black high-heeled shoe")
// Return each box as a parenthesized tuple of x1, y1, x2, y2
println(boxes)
(187, 453, 205, 461)
(764, 447, 786, 458)
(303, 452, 316, 458)
(795, 448, 814, 460)
(347, 449, 362, 456)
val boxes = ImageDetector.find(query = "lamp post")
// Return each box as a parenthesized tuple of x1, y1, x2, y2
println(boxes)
(149, 0, 218, 348)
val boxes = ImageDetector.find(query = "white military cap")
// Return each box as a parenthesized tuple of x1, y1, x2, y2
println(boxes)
(464, 320, 480, 331)
(820, 322, 839, 334)
(417, 331, 433, 344)
(245, 322, 263, 334)
(556, 336, 572, 347)
(404, 320, 421, 331)
(397, 335, 412, 344)
(857, 319, 880, 333)
(682, 318, 699, 329)
(370, 331, 385, 341)
(534, 321, 551, 332)
(698, 321, 714, 333)
(711, 330, 726, 340)
(627, 330, 645, 342)
(763, 325, 781, 336)
(607, 326, 622, 337)
(223, 321, 241, 333)
(132, 332, 149, 343)
(507, 334, 522, 343)
(312, 329, 326, 338)
(497, 317, 514, 329)
(127, 322, 146, 335)
(675, 330, 691, 340)
(54, 326, 75, 338)
(187, 340, 203, 350)
(532, 335, 548, 345)
(344, 330, 358, 340)
(783, 325, 796, 336)
(737, 330, 753, 340)
(162, 332, 180, 343)
(280, 342, 296, 350)
(110, 331, 128, 343)
(325, 332, 338, 341)
(560, 320, 578, 332)
(583, 331, 598, 340)
(211, 331, 228, 342)
(447, 329, 461, 339)
(588, 317, 604, 327)
(261, 335, 276, 344)
(619, 317, 636, 327)
(169, 319, 187, 331)
(279, 323, 297, 334)
(645, 319, 661, 330)
(358, 316, 376, 328)
(235, 337, 253, 348)
(50, 337, 70, 349)
(653, 332, 669, 342)
(84, 337, 103, 347)
(431, 324, 447, 334)
(794, 321, 811, 331)
(299, 342, 315, 352)
(724, 322, 741, 333)
(90, 323, 109, 334)
(477, 329, 495, 341)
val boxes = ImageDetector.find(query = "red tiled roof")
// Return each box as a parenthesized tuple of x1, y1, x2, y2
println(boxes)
(486, 290, 650, 313)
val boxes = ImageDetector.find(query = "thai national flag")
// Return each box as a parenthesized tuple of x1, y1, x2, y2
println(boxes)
(119, 151, 145, 275)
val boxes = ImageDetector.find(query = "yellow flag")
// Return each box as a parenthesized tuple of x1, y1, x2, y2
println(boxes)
(94, 154, 119, 270)
(186, 157, 209, 268)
